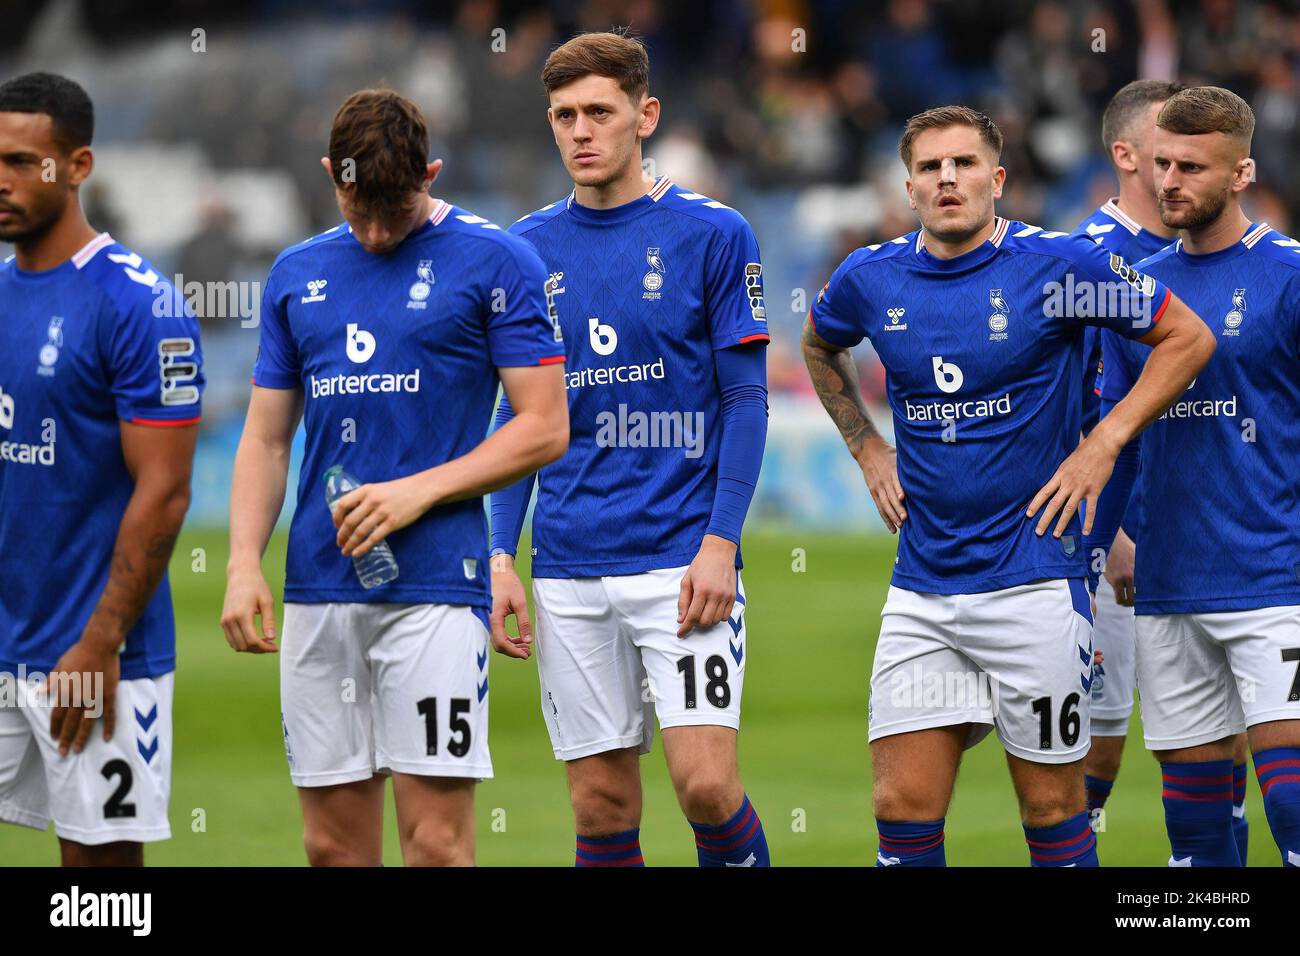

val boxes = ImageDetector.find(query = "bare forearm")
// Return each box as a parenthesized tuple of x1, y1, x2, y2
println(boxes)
(229, 435, 291, 568)
(83, 486, 190, 652)
(801, 322, 882, 458)
(1090, 321, 1213, 455)
(419, 410, 566, 507)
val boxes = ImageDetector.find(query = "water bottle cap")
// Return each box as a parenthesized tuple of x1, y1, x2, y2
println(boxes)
(323, 464, 344, 486)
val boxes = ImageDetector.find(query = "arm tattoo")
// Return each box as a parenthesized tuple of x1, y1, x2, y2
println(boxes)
(84, 508, 184, 649)
(801, 318, 881, 457)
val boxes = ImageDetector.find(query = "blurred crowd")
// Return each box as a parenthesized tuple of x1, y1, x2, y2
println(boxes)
(4, 0, 1299, 416)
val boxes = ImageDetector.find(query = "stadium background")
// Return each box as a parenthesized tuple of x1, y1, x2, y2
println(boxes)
(2, 0, 1295, 865)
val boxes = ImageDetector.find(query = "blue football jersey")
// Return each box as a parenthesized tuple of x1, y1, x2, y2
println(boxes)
(1099, 221, 1300, 614)
(810, 217, 1171, 594)
(253, 200, 564, 607)
(507, 178, 770, 578)
(1073, 199, 1173, 431)
(0, 234, 203, 679)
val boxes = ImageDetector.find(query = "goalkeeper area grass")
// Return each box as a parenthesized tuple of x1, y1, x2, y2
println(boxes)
(0, 528, 1269, 866)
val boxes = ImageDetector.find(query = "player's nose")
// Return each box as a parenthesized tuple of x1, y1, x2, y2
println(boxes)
(939, 158, 957, 184)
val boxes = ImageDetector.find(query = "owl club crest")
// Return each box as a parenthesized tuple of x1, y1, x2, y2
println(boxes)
(37, 316, 63, 377)
(642, 246, 666, 300)
(1223, 288, 1246, 336)
(407, 259, 435, 310)
(988, 288, 1010, 341)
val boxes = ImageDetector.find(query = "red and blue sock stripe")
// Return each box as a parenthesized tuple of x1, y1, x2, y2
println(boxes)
(1160, 759, 1240, 866)
(1024, 811, 1098, 867)
(575, 828, 644, 867)
(876, 818, 946, 866)
(1253, 747, 1300, 867)
(690, 794, 770, 867)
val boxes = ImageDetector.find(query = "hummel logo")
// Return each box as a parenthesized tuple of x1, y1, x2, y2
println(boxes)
(727, 611, 744, 664)
(302, 279, 328, 304)
(885, 307, 907, 330)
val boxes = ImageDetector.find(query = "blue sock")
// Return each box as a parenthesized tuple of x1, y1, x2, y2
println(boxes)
(1253, 747, 1300, 867)
(876, 818, 946, 866)
(1233, 760, 1250, 864)
(691, 794, 769, 867)
(575, 827, 644, 867)
(1085, 774, 1114, 832)
(1024, 811, 1098, 867)
(1161, 759, 1240, 866)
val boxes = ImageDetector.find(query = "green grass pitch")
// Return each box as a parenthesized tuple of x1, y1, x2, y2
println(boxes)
(0, 528, 1271, 866)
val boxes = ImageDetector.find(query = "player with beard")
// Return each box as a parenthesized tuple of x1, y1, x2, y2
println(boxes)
(1087, 87, 1300, 866)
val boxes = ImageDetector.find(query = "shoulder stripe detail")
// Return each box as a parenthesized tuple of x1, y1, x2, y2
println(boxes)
(73, 233, 114, 269)
(1271, 237, 1300, 249)
(454, 212, 501, 230)
(649, 177, 674, 201)
(1243, 222, 1271, 248)
(1100, 199, 1140, 235)
(430, 200, 452, 226)
(1015, 224, 1043, 238)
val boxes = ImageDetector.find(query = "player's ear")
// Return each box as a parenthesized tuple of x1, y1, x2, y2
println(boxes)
(638, 96, 661, 140)
(1111, 139, 1138, 174)
(991, 165, 1006, 200)
(905, 178, 916, 210)
(422, 159, 444, 191)
(1234, 157, 1255, 192)
(320, 156, 333, 180)
(66, 145, 93, 188)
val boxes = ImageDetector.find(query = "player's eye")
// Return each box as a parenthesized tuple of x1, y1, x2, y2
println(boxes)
(958, 158, 972, 166)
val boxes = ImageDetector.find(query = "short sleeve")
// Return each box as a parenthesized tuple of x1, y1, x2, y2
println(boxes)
(704, 217, 771, 350)
(807, 255, 867, 349)
(106, 280, 204, 426)
(251, 274, 302, 389)
(1099, 328, 1145, 404)
(1058, 234, 1172, 339)
(485, 240, 566, 368)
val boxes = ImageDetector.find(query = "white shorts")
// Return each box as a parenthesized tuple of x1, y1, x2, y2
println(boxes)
(0, 671, 173, 845)
(533, 567, 747, 761)
(1090, 581, 1137, 736)
(1134, 604, 1300, 751)
(869, 579, 1095, 764)
(280, 602, 493, 786)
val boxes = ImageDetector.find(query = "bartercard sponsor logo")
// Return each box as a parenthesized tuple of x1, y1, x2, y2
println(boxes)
(0, 389, 56, 465)
(1158, 394, 1239, 420)
(310, 369, 421, 398)
(905, 393, 1013, 422)
(564, 358, 666, 390)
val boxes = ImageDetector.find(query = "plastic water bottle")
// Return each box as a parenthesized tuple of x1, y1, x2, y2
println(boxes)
(323, 465, 399, 589)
